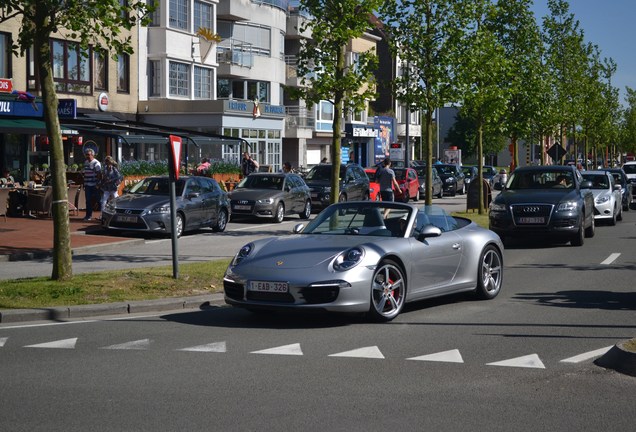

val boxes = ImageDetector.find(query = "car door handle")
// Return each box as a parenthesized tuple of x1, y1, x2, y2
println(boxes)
(452, 243, 461, 250)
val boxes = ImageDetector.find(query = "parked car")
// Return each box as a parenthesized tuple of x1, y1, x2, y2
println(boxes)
(621, 160, 636, 189)
(102, 175, 229, 237)
(489, 165, 595, 246)
(364, 167, 381, 201)
(228, 172, 311, 223)
(581, 171, 622, 225)
(461, 166, 479, 187)
(482, 165, 498, 187)
(304, 163, 370, 210)
(435, 164, 466, 196)
(413, 165, 443, 198)
(604, 167, 633, 211)
(224, 201, 503, 322)
(393, 167, 420, 202)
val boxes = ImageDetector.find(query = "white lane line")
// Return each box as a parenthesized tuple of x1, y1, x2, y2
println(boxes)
(100, 339, 152, 350)
(407, 349, 464, 363)
(178, 341, 227, 353)
(487, 353, 545, 369)
(0, 336, 8, 347)
(560, 346, 613, 363)
(600, 253, 621, 265)
(329, 346, 385, 359)
(24, 338, 77, 349)
(231, 222, 290, 232)
(251, 343, 304, 356)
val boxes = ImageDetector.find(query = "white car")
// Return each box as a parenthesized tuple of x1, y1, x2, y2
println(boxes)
(622, 161, 636, 186)
(582, 171, 623, 225)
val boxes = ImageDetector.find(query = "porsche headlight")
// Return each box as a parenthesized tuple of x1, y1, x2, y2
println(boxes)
(257, 198, 274, 204)
(333, 247, 364, 271)
(231, 243, 254, 266)
(595, 195, 610, 204)
(556, 201, 578, 212)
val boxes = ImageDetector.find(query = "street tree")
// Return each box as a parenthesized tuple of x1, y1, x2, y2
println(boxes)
(455, 0, 511, 214)
(621, 87, 636, 156)
(292, 0, 381, 204)
(488, 0, 544, 171)
(379, 0, 474, 205)
(0, 0, 151, 280)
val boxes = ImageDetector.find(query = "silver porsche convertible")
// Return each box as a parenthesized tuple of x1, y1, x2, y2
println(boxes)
(224, 201, 504, 321)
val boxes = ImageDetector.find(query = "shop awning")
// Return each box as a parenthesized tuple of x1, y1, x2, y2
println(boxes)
(0, 118, 48, 134)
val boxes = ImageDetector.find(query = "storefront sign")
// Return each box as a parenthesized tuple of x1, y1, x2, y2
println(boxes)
(0, 99, 76, 118)
(224, 100, 286, 118)
(58, 99, 77, 118)
(98, 92, 109, 111)
(0, 78, 12, 93)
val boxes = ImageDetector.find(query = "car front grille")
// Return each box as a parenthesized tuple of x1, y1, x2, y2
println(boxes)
(511, 203, 553, 226)
(115, 209, 144, 215)
(224, 281, 244, 301)
(299, 286, 340, 304)
(246, 291, 295, 303)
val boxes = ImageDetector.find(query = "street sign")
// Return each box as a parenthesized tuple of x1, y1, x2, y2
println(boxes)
(169, 135, 182, 180)
(0, 78, 12, 93)
(547, 144, 567, 161)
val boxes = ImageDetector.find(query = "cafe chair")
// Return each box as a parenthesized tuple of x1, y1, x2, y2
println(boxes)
(75, 185, 87, 211)
(0, 188, 9, 221)
(26, 187, 53, 217)
(67, 184, 81, 216)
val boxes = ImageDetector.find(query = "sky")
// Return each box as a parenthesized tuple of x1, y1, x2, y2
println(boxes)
(531, 0, 635, 105)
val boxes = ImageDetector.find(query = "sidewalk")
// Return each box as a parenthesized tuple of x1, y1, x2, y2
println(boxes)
(0, 212, 143, 262)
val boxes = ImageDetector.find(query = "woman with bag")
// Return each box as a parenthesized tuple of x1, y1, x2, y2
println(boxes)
(100, 156, 123, 213)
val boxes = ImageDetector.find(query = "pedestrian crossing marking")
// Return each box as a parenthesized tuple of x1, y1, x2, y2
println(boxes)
(178, 341, 227, 353)
(407, 349, 464, 363)
(328, 346, 385, 359)
(251, 343, 303, 356)
(487, 353, 545, 369)
(24, 338, 77, 349)
(100, 339, 152, 350)
(0, 337, 7, 347)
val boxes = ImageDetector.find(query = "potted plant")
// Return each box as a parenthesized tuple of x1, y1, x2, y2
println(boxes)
(206, 160, 242, 183)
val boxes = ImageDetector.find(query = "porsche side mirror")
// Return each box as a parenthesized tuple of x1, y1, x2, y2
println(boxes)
(417, 225, 442, 241)
(292, 223, 304, 234)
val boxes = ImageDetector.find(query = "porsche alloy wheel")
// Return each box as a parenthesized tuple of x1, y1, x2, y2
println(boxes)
(475, 246, 502, 299)
(369, 259, 406, 322)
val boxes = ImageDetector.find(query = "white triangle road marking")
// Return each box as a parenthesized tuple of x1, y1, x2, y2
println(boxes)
(251, 343, 303, 356)
(487, 353, 545, 369)
(100, 339, 152, 350)
(0, 337, 7, 347)
(560, 346, 613, 363)
(407, 349, 464, 363)
(179, 342, 227, 353)
(24, 338, 77, 349)
(328, 346, 385, 359)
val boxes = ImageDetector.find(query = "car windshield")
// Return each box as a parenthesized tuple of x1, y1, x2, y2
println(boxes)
(608, 172, 624, 185)
(622, 164, 636, 174)
(507, 171, 573, 190)
(436, 165, 457, 175)
(462, 167, 474, 177)
(301, 202, 413, 237)
(582, 174, 610, 190)
(305, 165, 346, 181)
(393, 169, 407, 180)
(237, 175, 283, 190)
(130, 178, 186, 195)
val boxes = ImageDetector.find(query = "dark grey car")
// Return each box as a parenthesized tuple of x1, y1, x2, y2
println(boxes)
(229, 172, 311, 223)
(304, 163, 370, 210)
(102, 176, 230, 237)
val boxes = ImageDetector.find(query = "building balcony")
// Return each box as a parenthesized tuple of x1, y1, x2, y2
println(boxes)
(285, 106, 314, 139)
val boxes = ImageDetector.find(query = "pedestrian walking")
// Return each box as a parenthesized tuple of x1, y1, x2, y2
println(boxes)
(83, 148, 101, 221)
(377, 158, 401, 202)
(99, 156, 122, 212)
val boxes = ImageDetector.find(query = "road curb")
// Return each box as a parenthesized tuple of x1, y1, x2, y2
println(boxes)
(595, 339, 636, 377)
(0, 293, 226, 324)
(0, 238, 146, 262)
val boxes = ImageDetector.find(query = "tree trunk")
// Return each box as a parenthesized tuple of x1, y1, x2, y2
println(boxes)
(478, 123, 485, 214)
(329, 44, 346, 205)
(35, 25, 73, 280)
(425, 107, 433, 205)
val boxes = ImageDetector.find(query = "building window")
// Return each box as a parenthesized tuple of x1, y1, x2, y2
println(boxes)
(218, 21, 271, 56)
(51, 39, 91, 94)
(117, 54, 130, 93)
(169, 61, 190, 97)
(194, 0, 213, 31)
(169, 0, 189, 30)
(149, 60, 161, 97)
(0, 32, 10, 78)
(217, 78, 230, 98)
(148, 0, 160, 26)
(218, 79, 269, 102)
(316, 100, 334, 131)
(94, 50, 107, 90)
(194, 66, 212, 99)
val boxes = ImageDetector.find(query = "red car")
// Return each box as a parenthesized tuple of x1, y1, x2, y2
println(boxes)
(393, 167, 420, 202)
(364, 168, 381, 201)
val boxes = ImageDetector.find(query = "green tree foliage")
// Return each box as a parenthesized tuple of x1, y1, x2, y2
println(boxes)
(455, 0, 511, 213)
(620, 87, 636, 155)
(291, 0, 381, 204)
(379, 0, 473, 204)
(0, 0, 151, 280)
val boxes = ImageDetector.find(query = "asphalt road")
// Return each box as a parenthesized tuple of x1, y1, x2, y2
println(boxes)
(1, 194, 635, 431)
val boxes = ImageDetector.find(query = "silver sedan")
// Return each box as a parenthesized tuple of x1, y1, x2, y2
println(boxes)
(582, 171, 623, 225)
(224, 201, 504, 321)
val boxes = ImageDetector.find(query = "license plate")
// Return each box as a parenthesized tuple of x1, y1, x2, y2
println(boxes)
(117, 215, 138, 223)
(518, 217, 544, 224)
(248, 280, 289, 293)
(234, 205, 251, 211)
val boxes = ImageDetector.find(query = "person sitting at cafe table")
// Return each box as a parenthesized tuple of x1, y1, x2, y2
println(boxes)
(1, 169, 14, 187)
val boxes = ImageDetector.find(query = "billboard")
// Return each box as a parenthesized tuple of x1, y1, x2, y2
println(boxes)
(374, 116, 395, 164)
